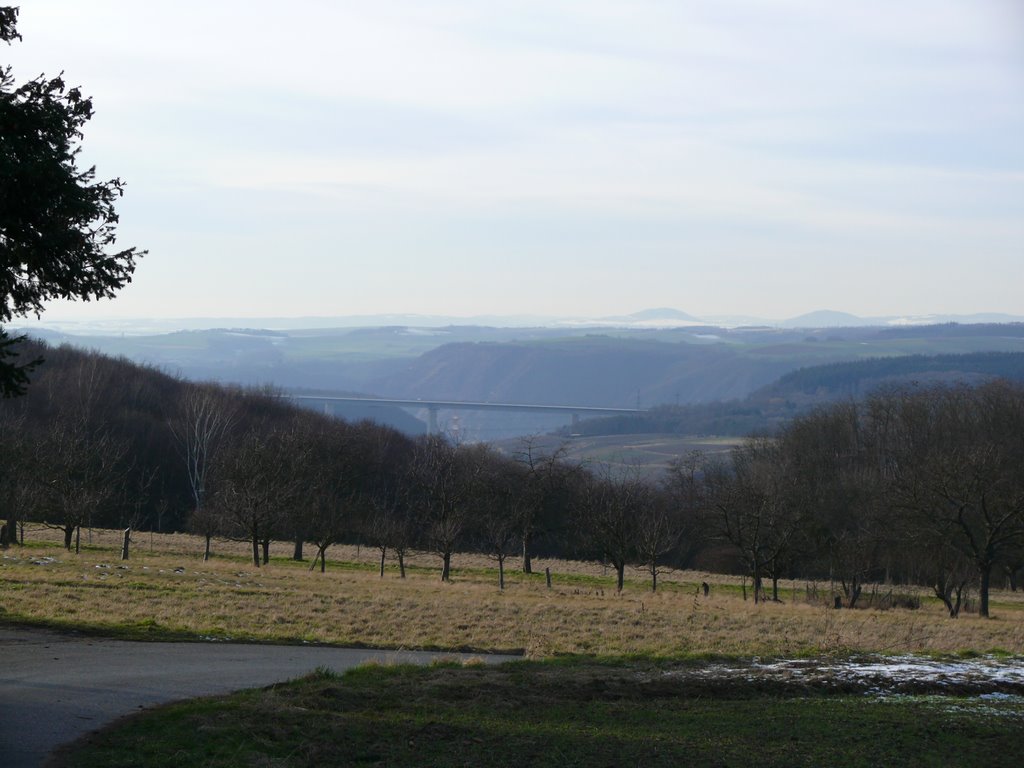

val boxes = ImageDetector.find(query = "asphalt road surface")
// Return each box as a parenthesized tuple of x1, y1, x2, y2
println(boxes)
(0, 627, 517, 767)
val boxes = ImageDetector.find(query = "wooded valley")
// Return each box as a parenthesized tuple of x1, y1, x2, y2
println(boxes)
(2, 341, 1023, 618)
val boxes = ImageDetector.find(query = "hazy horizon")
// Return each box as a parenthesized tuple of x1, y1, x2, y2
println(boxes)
(13, 306, 1024, 337)
(8, 2, 1023, 323)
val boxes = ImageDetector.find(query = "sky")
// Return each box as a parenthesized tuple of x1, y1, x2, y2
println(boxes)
(7, 1, 1024, 324)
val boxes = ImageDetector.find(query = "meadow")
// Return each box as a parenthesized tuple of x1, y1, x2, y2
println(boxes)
(8, 526, 1024, 767)
(3, 526, 1023, 659)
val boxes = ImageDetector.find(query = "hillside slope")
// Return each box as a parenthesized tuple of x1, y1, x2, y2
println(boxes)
(565, 351, 1024, 438)
(370, 338, 806, 407)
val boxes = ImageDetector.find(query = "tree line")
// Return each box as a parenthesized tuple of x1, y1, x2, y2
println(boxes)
(1, 341, 1022, 616)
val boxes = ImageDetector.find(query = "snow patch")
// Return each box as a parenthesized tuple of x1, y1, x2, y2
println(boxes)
(664, 655, 1024, 693)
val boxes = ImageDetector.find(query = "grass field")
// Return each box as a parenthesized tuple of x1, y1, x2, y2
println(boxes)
(51, 662, 1024, 768)
(3, 526, 1023, 658)
(493, 433, 743, 475)
(7, 526, 1024, 767)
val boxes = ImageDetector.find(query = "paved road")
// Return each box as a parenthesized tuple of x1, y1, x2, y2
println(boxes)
(0, 627, 517, 767)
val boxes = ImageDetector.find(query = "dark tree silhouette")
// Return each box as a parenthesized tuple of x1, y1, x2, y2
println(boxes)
(1, 7, 144, 395)
(573, 466, 649, 593)
(408, 436, 482, 582)
(477, 447, 527, 590)
(881, 382, 1024, 618)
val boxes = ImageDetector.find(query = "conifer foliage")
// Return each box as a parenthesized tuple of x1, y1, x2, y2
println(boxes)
(0, 7, 144, 395)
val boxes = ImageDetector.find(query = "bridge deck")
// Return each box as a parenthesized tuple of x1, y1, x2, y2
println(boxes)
(286, 394, 644, 416)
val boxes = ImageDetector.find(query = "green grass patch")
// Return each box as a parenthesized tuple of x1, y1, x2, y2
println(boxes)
(55, 661, 1024, 768)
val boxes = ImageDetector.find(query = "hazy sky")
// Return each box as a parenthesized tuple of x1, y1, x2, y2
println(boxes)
(8, 1, 1024, 322)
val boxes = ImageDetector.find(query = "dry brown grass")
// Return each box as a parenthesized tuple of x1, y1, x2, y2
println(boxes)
(3, 525, 1022, 658)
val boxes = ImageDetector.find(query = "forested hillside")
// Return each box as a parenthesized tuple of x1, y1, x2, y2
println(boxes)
(0, 341, 316, 536)
(368, 338, 798, 407)
(758, 351, 1024, 400)
(2, 341, 1022, 611)
(567, 351, 1024, 438)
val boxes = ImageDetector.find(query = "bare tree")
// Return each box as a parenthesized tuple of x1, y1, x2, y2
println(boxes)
(408, 436, 481, 582)
(633, 489, 684, 593)
(298, 420, 366, 574)
(705, 439, 807, 604)
(881, 381, 1024, 618)
(169, 385, 236, 561)
(33, 420, 128, 551)
(356, 423, 417, 578)
(477, 451, 526, 590)
(210, 426, 301, 567)
(661, 451, 708, 569)
(0, 410, 27, 546)
(574, 465, 648, 593)
(925, 543, 974, 618)
(782, 403, 886, 608)
(365, 483, 416, 578)
(512, 436, 572, 573)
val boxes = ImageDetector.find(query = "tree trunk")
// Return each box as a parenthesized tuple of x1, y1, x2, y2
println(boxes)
(261, 538, 270, 565)
(251, 534, 260, 567)
(398, 550, 406, 579)
(63, 526, 73, 551)
(772, 575, 780, 602)
(649, 563, 657, 592)
(121, 528, 130, 560)
(615, 560, 625, 593)
(203, 534, 212, 562)
(522, 536, 532, 574)
(441, 551, 451, 582)
(848, 581, 862, 609)
(293, 536, 304, 562)
(74, 526, 81, 554)
(379, 546, 387, 578)
(320, 546, 327, 573)
(935, 582, 953, 616)
(979, 563, 991, 618)
(498, 557, 505, 590)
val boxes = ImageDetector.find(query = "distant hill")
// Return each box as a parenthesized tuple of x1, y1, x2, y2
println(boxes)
(589, 308, 707, 327)
(628, 308, 704, 322)
(16, 321, 1024, 441)
(755, 351, 1024, 402)
(778, 310, 877, 328)
(366, 337, 799, 407)
(564, 351, 1024, 439)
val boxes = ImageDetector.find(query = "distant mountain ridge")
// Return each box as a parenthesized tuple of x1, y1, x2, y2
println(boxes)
(777, 310, 877, 328)
(14, 308, 1024, 337)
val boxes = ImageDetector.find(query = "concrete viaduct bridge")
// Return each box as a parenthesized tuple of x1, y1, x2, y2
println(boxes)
(286, 394, 645, 434)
